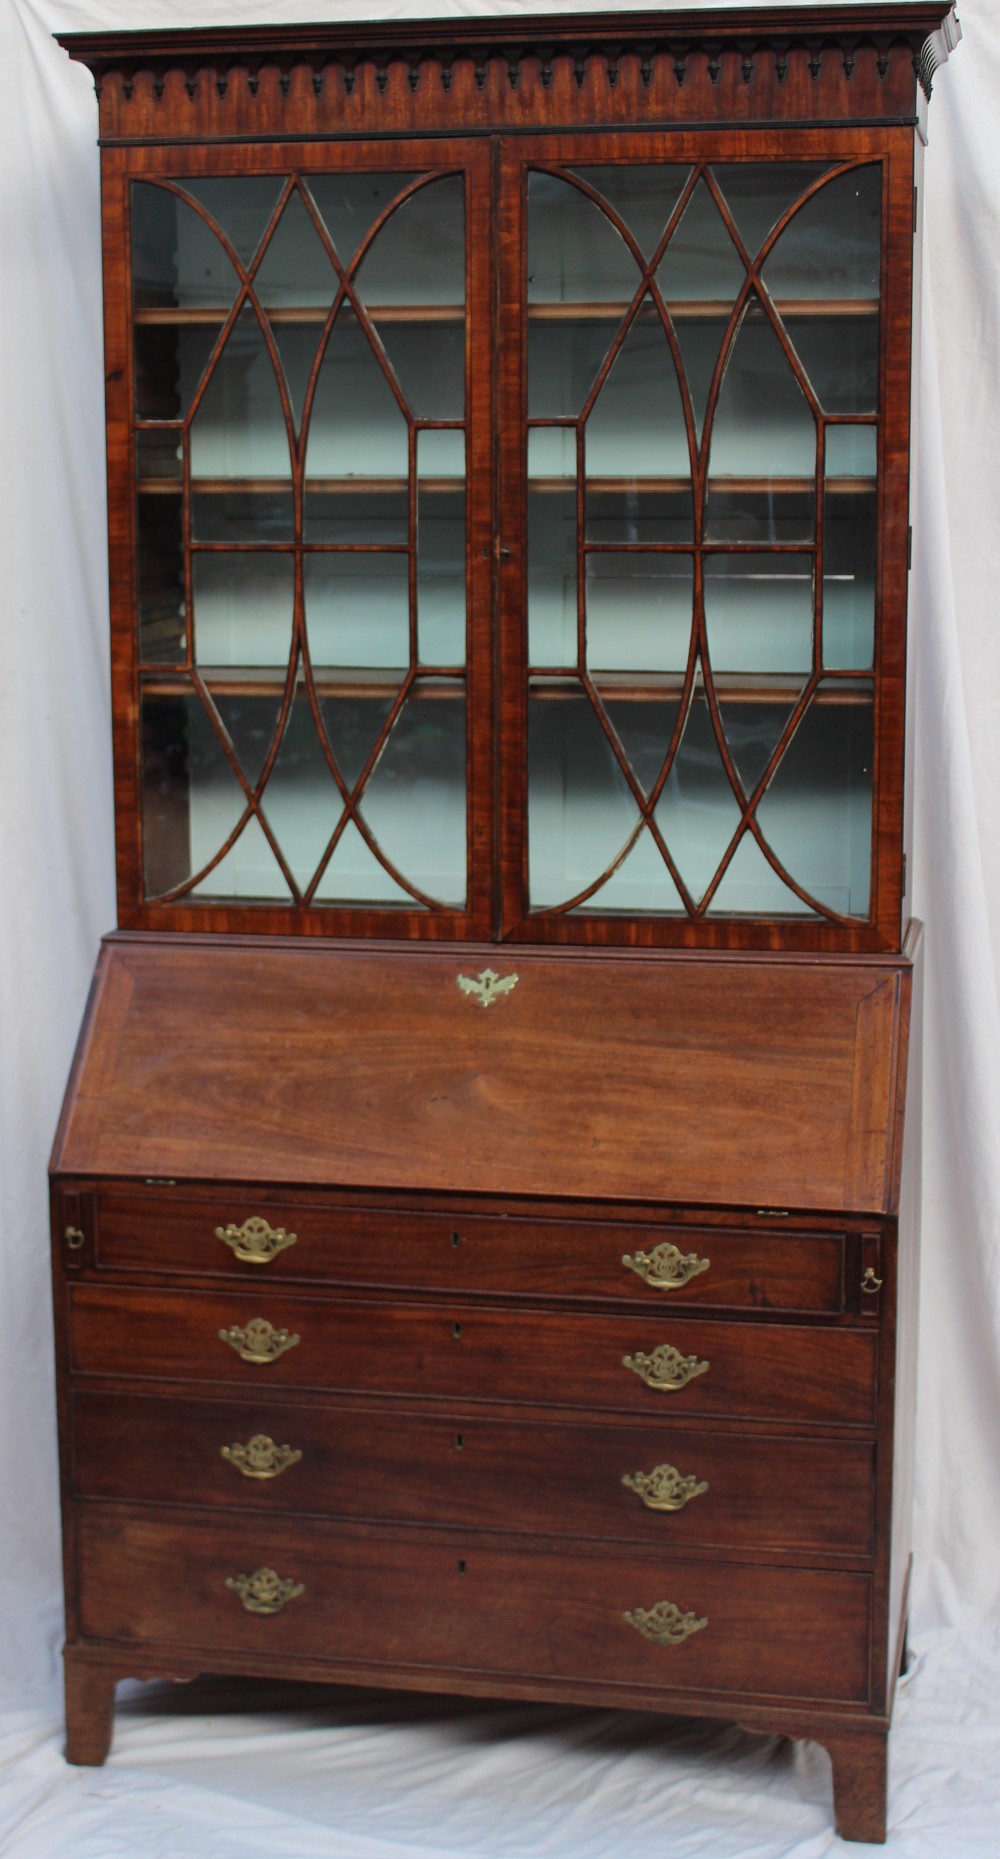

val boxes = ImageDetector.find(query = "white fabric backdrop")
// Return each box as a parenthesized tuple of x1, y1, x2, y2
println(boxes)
(1, 2, 998, 1852)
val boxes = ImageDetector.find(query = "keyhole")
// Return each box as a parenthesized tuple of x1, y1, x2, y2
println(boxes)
(451, 1232, 462, 1249)
(453, 1322, 462, 1340)
(457, 1560, 466, 1575)
(455, 1434, 464, 1450)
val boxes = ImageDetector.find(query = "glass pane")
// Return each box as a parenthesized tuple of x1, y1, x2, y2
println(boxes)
(755, 680, 874, 916)
(569, 166, 692, 259)
(318, 684, 399, 790)
(135, 325, 220, 423)
(709, 831, 816, 915)
(762, 166, 881, 301)
(140, 682, 248, 898)
(304, 489, 406, 544)
(371, 315, 465, 421)
(132, 182, 239, 311)
(418, 431, 466, 665)
(192, 489, 293, 544)
(528, 680, 638, 909)
(653, 686, 744, 903)
(784, 312, 879, 415)
(717, 689, 804, 799)
(572, 826, 685, 914)
(353, 175, 465, 306)
(672, 315, 727, 444)
(594, 686, 682, 799)
(192, 812, 293, 901)
(528, 460, 576, 668)
(267, 322, 324, 435)
(210, 688, 285, 789)
(360, 685, 467, 906)
(710, 164, 832, 261)
(306, 172, 420, 269)
(193, 554, 294, 669)
(305, 554, 409, 671)
(254, 190, 336, 307)
(137, 490, 184, 663)
(585, 306, 692, 541)
(705, 300, 815, 542)
(258, 688, 342, 893)
(190, 306, 292, 479)
(586, 554, 693, 674)
(656, 178, 745, 304)
(824, 463, 877, 672)
(314, 817, 418, 906)
(177, 178, 285, 272)
(304, 306, 409, 479)
(705, 554, 813, 674)
(528, 171, 639, 305)
(529, 315, 616, 420)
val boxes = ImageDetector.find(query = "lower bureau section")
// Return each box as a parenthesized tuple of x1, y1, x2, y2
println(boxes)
(71, 1390, 876, 1556)
(75, 1509, 873, 1707)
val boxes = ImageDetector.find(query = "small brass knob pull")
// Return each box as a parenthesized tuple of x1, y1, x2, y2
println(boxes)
(221, 1435, 302, 1480)
(225, 1567, 304, 1615)
(456, 967, 519, 1008)
(623, 1601, 708, 1646)
(65, 1226, 86, 1252)
(622, 1242, 710, 1289)
(218, 1318, 300, 1364)
(622, 1463, 709, 1512)
(861, 1267, 883, 1294)
(216, 1217, 297, 1264)
(623, 1343, 709, 1391)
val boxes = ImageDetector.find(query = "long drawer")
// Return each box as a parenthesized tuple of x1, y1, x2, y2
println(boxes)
(70, 1390, 876, 1555)
(75, 1507, 872, 1707)
(90, 1191, 850, 1314)
(68, 1286, 879, 1425)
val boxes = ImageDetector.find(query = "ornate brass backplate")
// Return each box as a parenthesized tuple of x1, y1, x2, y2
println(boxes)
(622, 1343, 709, 1390)
(218, 1318, 301, 1364)
(456, 967, 519, 1008)
(221, 1434, 303, 1479)
(622, 1463, 709, 1511)
(216, 1216, 298, 1264)
(621, 1242, 710, 1289)
(225, 1567, 304, 1615)
(624, 1600, 708, 1646)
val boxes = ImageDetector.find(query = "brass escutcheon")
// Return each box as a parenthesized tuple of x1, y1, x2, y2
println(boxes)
(622, 1242, 710, 1290)
(216, 1216, 298, 1264)
(622, 1343, 709, 1391)
(622, 1463, 709, 1512)
(456, 967, 519, 1008)
(623, 1600, 708, 1646)
(225, 1567, 304, 1615)
(221, 1435, 302, 1480)
(218, 1318, 300, 1364)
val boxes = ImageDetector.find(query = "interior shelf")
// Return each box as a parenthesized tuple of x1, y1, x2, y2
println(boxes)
(133, 299, 876, 326)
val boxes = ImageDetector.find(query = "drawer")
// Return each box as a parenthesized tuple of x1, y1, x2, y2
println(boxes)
(90, 1191, 849, 1314)
(72, 1390, 876, 1556)
(69, 1287, 878, 1426)
(76, 1507, 872, 1706)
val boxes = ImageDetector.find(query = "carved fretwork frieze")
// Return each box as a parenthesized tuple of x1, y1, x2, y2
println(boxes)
(58, 5, 960, 139)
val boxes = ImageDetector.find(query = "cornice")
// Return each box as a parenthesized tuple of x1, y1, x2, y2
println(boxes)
(58, 5, 960, 104)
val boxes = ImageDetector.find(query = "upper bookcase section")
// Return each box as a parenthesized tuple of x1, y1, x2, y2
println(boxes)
(61, 5, 960, 144)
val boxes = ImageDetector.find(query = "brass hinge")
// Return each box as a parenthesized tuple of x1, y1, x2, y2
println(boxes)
(907, 525, 913, 571)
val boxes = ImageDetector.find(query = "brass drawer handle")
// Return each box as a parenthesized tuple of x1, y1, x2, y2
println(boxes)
(623, 1344, 709, 1390)
(219, 1318, 300, 1364)
(456, 967, 518, 1008)
(622, 1463, 709, 1512)
(216, 1216, 298, 1264)
(624, 1601, 708, 1646)
(225, 1567, 304, 1615)
(221, 1435, 302, 1479)
(861, 1266, 883, 1294)
(622, 1242, 709, 1290)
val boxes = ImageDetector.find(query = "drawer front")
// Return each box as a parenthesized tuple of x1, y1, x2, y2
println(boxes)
(92, 1192, 848, 1314)
(72, 1390, 876, 1555)
(69, 1287, 878, 1425)
(76, 1508, 872, 1706)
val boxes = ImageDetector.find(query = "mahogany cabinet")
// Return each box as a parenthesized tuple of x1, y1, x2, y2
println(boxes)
(50, 6, 959, 1843)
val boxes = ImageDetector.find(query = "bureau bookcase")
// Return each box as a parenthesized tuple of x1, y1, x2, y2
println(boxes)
(50, 6, 959, 1843)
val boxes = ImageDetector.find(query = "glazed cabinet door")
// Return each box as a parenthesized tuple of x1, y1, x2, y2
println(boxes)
(109, 138, 494, 937)
(497, 129, 914, 951)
